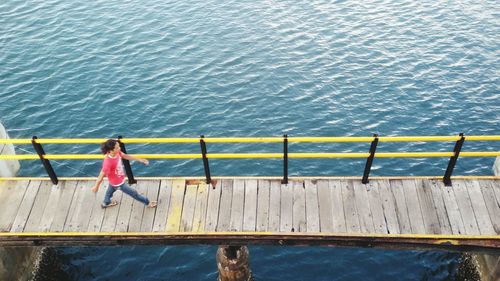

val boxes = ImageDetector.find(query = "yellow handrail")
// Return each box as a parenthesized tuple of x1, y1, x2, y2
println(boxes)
(1, 135, 499, 144)
(1, 151, 499, 160)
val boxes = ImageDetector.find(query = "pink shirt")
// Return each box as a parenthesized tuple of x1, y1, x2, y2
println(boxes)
(102, 151, 126, 186)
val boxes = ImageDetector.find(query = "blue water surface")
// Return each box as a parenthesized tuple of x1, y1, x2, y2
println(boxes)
(1, 0, 498, 280)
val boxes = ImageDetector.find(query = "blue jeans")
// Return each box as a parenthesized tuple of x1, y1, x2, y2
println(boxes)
(103, 182, 150, 206)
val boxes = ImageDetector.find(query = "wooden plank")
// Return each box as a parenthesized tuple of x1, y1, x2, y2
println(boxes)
(100, 186, 123, 232)
(230, 179, 245, 231)
(317, 180, 334, 232)
(389, 180, 412, 234)
(465, 180, 495, 235)
(365, 181, 387, 234)
(205, 180, 221, 232)
(165, 180, 186, 232)
(217, 180, 233, 231)
(441, 182, 466, 234)
(492, 180, 500, 207)
(152, 180, 173, 232)
(10, 181, 42, 232)
(65, 181, 95, 232)
(256, 180, 270, 232)
(180, 184, 198, 232)
(140, 180, 161, 232)
(243, 179, 258, 232)
(268, 180, 281, 232)
(478, 180, 500, 234)
(49, 181, 79, 232)
(304, 180, 319, 232)
(401, 180, 425, 234)
(128, 182, 150, 232)
(192, 182, 209, 232)
(0, 180, 29, 231)
(329, 180, 346, 233)
(416, 179, 442, 234)
(87, 179, 109, 232)
(341, 180, 360, 233)
(39, 181, 64, 232)
(453, 180, 480, 235)
(114, 185, 135, 232)
(428, 180, 452, 234)
(292, 181, 306, 232)
(279, 182, 293, 232)
(352, 180, 375, 233)
(376, 179, 400, 234)
(24, 181, 53, 232)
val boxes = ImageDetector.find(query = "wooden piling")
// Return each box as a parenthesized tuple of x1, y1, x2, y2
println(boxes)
(216, 246, 251, 281)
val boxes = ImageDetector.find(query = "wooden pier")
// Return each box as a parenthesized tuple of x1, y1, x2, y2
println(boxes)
(0, 177, 499, 252)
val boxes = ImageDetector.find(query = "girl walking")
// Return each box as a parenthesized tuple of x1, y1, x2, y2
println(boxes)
(91, 139, 157, 208)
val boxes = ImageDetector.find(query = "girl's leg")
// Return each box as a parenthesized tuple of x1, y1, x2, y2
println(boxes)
(103, 184, 117, 206)
(119, 183, 150, 205)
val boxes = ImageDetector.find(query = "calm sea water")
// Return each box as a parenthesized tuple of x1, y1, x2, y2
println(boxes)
(1, 0, 498, 280)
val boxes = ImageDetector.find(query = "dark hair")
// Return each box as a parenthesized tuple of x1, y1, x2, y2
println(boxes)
(101, 139, 118, 154)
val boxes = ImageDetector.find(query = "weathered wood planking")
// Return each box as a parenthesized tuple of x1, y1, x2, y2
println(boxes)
(416, 179, 442, 234)
(11, 181, 42, 232)
(217, 180, 233, 231)
(389, 180, 412, 234)
(205, 180, 221, 232)
(428, 180, 452, 234)
(268, 180, 281, 232)
(280, 182, 293, 232)
(464, 180, 495, 235)
(87, 180, 109, 232)
(165, 180, 186, 232)
(140, 180, 161, 232)
(365, 181, 387, 234)
(230, 179, 245, 232)
(243, 179, 258, 232)
(256, 180, 270, 232)
(342, 180, 361, 233)
(292, 181, 306, 232)
(453, 180, 480, 235)
(180, 184, 198, 232)
(1, 179, 498, 241)
(152, 180, 172, 232)
(0, 180, 28, 232)
(352, 181, 375, 233)
(304, 180, 319, 232)
(317, 180, 334, 232)
(478, 180, 500, 234)
(329, 180, 346, 233)
(401, 180, 425, 234)
(24, 181, 54, 232)
(192, 182, 209, 232)
(376, 179, 400, 234)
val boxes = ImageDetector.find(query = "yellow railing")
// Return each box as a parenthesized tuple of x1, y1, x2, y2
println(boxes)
(1, 135, 500, 144)
(0, 135, 499, 185)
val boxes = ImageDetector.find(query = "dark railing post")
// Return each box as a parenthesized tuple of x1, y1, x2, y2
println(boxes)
(362, 134, 379, 184)
(31, 136, 58, 185)
(281, 134, 288, 185)
(200, 135, 212, 185)
(118, 136, 137, 184)
(443, 133, 465, 186)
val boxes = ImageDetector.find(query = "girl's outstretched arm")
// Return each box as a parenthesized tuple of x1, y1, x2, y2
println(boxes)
(121, 153, 149, 165)
(91, 170, 105, 192)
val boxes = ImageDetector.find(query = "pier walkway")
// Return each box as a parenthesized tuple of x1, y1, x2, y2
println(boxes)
(0, 177, 499, 251)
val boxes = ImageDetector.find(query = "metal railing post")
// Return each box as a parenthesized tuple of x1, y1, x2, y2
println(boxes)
(281, 134, 288, 184)
(118, 136, 137, 184)
(362, 134, 379, 184)
(31, 136, 58, 185)
(443, 133, 465, 186)
(200, 135, 212, 185)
